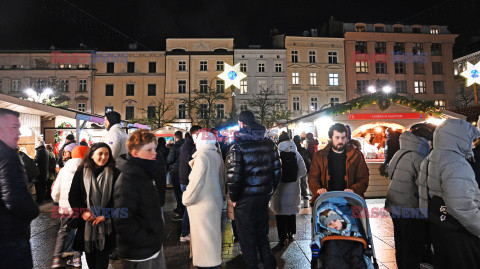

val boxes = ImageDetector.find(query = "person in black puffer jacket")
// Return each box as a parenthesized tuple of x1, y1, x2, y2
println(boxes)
(114, 129, 166, 268)
(0, 108, 39, 269)
(166, 131, 185, 218)
(34, 140, 50, 204)
(226, 110, 282, 269)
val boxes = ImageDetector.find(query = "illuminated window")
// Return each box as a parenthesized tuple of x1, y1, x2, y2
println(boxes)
(430, 28, 439, 34)
(329, 73, 339, 86)
(240, 80, 247, 94)
(356, 61, 369, 73)
(434, 100, 445, 108)
(292, 72, 299, 85)
(355, 26, 366, 32)
(414, 81, 426, 94)
(310, 73, 317, 85)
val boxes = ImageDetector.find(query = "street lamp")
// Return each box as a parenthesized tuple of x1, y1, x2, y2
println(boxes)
(367, 86, 376, 93)
(24, 88, 53, 103)
(382, 86, 392, 93)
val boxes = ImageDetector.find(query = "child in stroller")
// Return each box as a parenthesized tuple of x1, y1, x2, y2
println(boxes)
(310, 192, 378, 269)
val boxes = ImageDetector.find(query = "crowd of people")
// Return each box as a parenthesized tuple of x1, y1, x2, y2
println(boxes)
(2, 104, 480, 269)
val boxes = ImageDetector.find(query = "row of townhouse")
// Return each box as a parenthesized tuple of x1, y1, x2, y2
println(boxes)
(0, 21, 458, 128)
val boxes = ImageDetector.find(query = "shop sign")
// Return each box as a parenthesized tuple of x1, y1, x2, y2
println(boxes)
(348, 113, 424, 120)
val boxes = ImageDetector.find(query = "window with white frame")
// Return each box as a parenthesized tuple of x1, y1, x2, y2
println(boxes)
(258, 63, 265, 72)
(329, 73, 339, 86)
(257, 80, 267, 92)
(240, 80, 248, 94)
(60, 79, 69, 92)
(292, 72, 299, 85)
(216, 104, 225, 119)
(274, 81, 283, 94)
(330, 97, 340, 106)
(199, 80, 208, 93)
(275, 63, 282, 72)
(198, 104, 208, 119)
(291, 50, 298, 63)
(178, 61, 186, 71)
(310, 97, 318, 111)
(11, 80, 20, 92)
(178, 80, 186, 94)
(78, 79, 87, 92)
(178, 104, 186, 119)
(310, 73, 317, 85)
(309, 51, 316, 63)
(328, 51, 338, 64)
(430, 28, 439, 34)
(216, 61, 224, 71)
(216, 80, 225, 93)
(293, 97, 300, 111)
(200, 61, 208, 71)
(240, 62, 247, 72)
(414, 81, 426, 94)
(77, 103, 86, 112)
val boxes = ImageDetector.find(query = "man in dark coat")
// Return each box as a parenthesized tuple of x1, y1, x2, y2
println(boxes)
(294, 135, 311, 207)
(226, 110, 282, 269)
(0, 108, 39, 268)
(34, 140, 50, 204)
(384, 128, 401, 168)
(178, 125, 203, 242)
(166, 131, 185, 219)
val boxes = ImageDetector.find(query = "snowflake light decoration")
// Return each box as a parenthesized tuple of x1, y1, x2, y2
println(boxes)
(217, 63, 247, 89)
(460, 61, 480, 87)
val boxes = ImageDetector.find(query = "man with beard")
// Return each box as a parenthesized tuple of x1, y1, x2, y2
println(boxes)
(308, 123, 369, 204)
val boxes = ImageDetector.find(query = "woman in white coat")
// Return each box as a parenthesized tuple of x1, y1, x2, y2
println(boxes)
(270, 140, 307, 246)
(182, 131, 226, 268)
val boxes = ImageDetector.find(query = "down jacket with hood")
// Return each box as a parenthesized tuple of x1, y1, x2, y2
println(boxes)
(51, 158, 83, 215)
(419, 119, 480, 236)
(226, 124, 282, 202)
(103, 124, 128, 161)
(270, 141, 307, 215)
(385, 131, 430, 213)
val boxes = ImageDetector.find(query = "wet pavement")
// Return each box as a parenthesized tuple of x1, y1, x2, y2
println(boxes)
(31, 193, 399, 269)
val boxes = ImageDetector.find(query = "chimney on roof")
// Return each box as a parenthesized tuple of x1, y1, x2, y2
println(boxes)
(129, 43, 138, 50)
(302, 30, 309, 36)
(311, 29, 318, 37)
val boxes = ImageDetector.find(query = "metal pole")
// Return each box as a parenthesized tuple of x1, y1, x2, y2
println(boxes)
(475, 84, 478, 106)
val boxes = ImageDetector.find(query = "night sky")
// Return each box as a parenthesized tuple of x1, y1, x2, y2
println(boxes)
(0, 0, 477, 52)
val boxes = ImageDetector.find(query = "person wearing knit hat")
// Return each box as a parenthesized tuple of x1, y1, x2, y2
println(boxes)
(71, 145, 89, 159)
(57, 134, 76, 169)
(51, 145, 85, 268)
(319, 210, 345, 231)
(103, 110, 128, 161)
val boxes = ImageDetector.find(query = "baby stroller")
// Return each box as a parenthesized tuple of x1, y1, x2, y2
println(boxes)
(310, 191, 379, 269)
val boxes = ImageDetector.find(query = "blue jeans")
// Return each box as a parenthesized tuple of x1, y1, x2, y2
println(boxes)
(180, 184, 190, 237)
(0, 239, 33, 269)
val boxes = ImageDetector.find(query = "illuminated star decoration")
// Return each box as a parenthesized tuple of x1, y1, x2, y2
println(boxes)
(217, 63, 247, 89)
(460, 61, 480, 87)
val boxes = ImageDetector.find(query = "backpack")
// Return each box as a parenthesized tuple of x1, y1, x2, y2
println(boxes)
(280, 151, 298, 183)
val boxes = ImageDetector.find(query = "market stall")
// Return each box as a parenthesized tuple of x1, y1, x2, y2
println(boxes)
(277, 92, 466, 197)
(153, 125, 187, 144)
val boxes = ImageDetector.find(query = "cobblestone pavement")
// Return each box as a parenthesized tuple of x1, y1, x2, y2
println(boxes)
(32, 193, 398, 269)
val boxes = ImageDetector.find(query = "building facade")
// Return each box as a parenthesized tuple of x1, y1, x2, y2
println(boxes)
(453, 50, 480, 108)
(92, 51, 166, 121)
(342, 22, 457, 109)
(0, 50, 94, 112)
(165, 38, 234, 129)
(285, 36, 346, 118)
(233, 48, 287, 115)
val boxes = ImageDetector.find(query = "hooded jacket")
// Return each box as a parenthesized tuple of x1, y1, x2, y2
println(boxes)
(179, 134, 196, 185)
(308, 143, 369, 203)
(225, 124, 282, 202)
(384, 130, 401, 166)
(103, 124, 128, 161)
(113, 154, 164, 260)
(34, 144, 49, 182)
(0, 139, 39, 242)
(385, 132, 430, 212)
(270, 141, 307, 215)
(418, 119, 480, 236)
(51, 158, 83, 214)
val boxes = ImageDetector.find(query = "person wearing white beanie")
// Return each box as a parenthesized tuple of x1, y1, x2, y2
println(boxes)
(182, 131, 226, 268)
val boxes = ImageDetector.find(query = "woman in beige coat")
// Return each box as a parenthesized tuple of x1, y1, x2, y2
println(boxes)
(182, 131, 226, 268)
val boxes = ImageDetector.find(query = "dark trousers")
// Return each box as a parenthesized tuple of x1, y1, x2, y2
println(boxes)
(35, 180, 47, 203)
(275, 215, 296, 241)
(430, 222, 480, 269)
(300, 175, 309, 198)
(85, 249, 112, 269)
(392, 217, 426, 269)
(180, 184, 190, 237)
(53, 217, 78, 258)
(0, 239, 33, 269)
(234, 195, 277, 269)
(171, 172, 184, 214)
